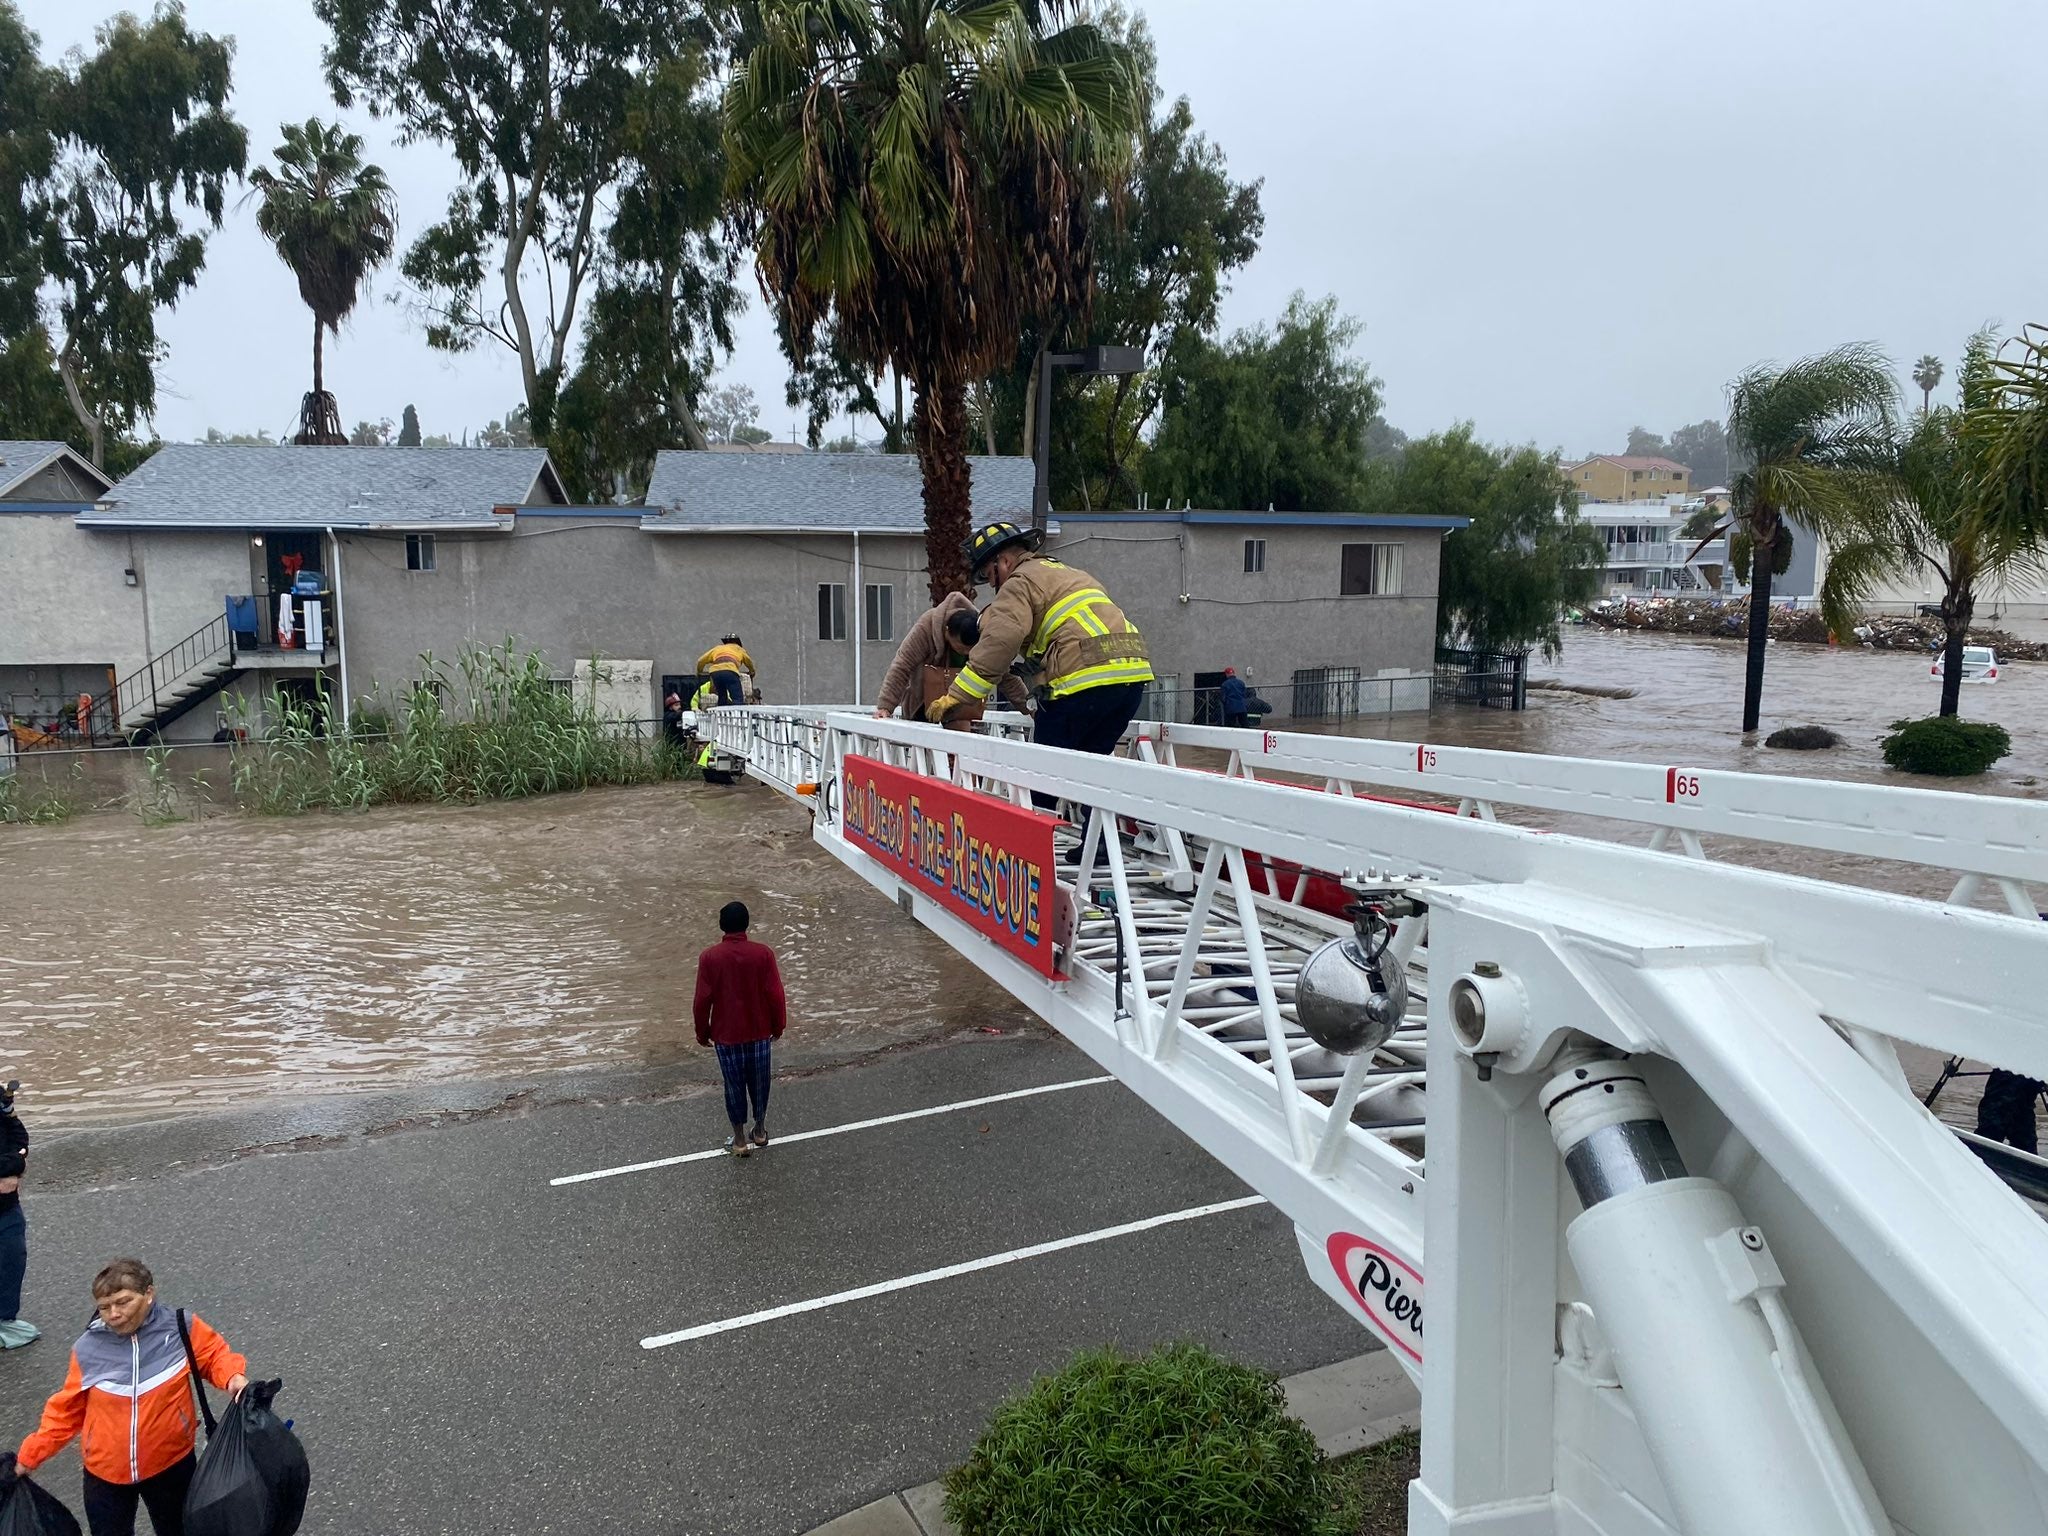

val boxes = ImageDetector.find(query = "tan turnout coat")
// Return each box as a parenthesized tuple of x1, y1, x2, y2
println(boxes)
(953, 556, 1153, 706)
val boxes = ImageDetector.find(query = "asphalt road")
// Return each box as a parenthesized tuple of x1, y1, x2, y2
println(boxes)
(1, 1033, 1373, 1535)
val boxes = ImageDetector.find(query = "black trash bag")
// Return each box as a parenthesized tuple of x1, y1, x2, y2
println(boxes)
(182, 1380, 310, 1536)
(0, 1455, 83, 1536)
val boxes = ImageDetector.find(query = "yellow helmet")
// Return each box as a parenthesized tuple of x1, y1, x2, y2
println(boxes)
(962, 520, 1042, 581)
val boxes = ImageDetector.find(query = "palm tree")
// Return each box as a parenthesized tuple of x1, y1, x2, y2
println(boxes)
(1971, 323, 2048, 536)
(1692, 345, 1897, 731)
(1822, 335, 2043, 717)
(1912, 353, 1944, 415)
(722, 1, 1141, 598)
(248, 119, 398, 446)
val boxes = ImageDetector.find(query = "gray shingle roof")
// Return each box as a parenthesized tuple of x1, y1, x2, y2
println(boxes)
(0, 441, 110, 500)
(79, 444, 565, 528)
(642, 450, 1034, 531)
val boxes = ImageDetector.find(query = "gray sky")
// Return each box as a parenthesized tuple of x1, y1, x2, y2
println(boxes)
(18, 0, 2048, 455)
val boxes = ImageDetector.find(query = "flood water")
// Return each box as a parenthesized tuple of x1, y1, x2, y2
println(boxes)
(1, 631, 2038, 1128)
(0, 782, 1015, 1125)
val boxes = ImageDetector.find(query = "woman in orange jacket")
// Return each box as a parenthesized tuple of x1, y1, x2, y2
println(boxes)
(16, 1258, 250, 1536)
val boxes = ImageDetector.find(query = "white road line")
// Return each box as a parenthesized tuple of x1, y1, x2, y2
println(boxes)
(640, 1194, 1270, 1350)
(550, 1075, 1116, 1187)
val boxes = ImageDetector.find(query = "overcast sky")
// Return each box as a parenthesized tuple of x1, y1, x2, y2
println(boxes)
(17, 0, 2048, 455)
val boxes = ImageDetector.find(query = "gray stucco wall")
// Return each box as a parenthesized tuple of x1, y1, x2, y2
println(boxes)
(0, 519, 250, 687)
(4, 507, 1448, 728)
(1045, 521, 1442, 715)
(334, 519, 931, 714)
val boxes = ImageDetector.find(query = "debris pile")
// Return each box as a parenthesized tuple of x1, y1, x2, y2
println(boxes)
(1764, 725, 1842, 750)
(1580, 599, 2046, 659)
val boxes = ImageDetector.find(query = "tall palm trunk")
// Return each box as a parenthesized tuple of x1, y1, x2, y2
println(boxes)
(1939, 583, 1972, 718)
(1740, 514, 1776, 732)
(313, 314, 325, 397)
(915, 376, 974, 602)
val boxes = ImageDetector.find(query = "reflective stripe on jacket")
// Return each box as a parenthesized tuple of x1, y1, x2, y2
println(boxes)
(19, 1306, 245, 1484)
(955, 557, 1152, 703)
(695, 644, 755, 678)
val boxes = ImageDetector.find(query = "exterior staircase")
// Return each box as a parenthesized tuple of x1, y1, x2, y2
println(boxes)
(102, 615, 236, 743)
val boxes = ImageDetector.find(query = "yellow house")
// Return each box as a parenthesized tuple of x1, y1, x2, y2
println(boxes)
(1562, 455, 1691, 503)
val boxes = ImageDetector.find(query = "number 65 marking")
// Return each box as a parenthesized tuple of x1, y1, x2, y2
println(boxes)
(1665, 768, 1703, 803)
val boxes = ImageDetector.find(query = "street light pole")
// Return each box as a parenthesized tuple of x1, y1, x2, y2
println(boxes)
(1030, 345, 1146, 534)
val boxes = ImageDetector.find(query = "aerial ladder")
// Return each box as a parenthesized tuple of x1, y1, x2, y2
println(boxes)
(706, 704, 2048, 1536)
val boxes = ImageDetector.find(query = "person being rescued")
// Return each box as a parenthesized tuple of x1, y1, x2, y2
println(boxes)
(874, 593, 1032, 719)
(694, 635, 757, 707)
(928, 522, 1153, 802)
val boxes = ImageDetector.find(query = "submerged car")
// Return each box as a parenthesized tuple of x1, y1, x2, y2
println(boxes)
(1931, 644, 1999, 683)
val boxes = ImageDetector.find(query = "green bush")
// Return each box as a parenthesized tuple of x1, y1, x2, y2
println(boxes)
(943, 1343, 1345, 1536)
(1881, 715, 2012, 776)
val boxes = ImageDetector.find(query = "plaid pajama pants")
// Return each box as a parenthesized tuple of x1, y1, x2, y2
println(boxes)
(714, 1039, 773, 1127)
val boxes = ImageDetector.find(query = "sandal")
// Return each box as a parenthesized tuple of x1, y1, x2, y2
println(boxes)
(725, 1136, 751, 1158)
(750, 1126, 769, 1149)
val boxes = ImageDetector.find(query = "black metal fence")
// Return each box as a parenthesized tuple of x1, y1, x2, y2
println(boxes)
(1433, 647, 1529, 711)
(1290, 665, 1369, 721)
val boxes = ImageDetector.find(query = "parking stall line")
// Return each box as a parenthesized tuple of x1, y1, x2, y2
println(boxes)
(639, 1194, 1269, 1349)
(551, 1075, 1116, 1187)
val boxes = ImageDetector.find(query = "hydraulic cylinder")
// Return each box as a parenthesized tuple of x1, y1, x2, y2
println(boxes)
(1541, 1050, 1889, 1536)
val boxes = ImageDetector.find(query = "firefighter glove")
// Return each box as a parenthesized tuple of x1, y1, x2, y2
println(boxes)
(925, 694, 962, 723)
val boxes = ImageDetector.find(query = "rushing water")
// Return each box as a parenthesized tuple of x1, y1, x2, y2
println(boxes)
(0, 782, 1015, 1124)
(1, 631, 2038, 1127)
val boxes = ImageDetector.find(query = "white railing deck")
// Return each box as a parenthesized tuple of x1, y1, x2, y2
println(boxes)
(703, 704, 2048, 1535)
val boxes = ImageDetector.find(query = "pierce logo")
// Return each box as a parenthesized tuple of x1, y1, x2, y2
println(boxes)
(1326, 1234, 1423, 1362)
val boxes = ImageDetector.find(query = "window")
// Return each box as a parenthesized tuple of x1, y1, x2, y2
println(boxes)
(406, 533, 436, 572)
(1339, 543, 1402, 596)
(863, 583, 893, 642)
(1243, 538, 1266, 573)
(817, 582, 846, 641)
(1631, 470, 1645, 481)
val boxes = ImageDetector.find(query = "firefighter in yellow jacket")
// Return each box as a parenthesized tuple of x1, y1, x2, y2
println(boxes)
(695, 634, 756, 707)
(928, 522, 1152, 759)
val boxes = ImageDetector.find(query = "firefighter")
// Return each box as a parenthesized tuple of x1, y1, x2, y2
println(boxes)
(927, 522, 1152, 759)
(695, 634, 757, 707)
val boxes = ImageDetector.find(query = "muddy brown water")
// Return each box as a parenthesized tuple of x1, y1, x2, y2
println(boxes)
(0, 782, 1015, 1125)
(2, 631, 2039, 1129)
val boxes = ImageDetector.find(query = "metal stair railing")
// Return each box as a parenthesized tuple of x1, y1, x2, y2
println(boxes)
(104, 614, 233, 735)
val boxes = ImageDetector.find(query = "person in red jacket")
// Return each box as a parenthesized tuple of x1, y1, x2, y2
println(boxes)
(693, 901, 787, 1157)
(16, 1258, 249, 1536)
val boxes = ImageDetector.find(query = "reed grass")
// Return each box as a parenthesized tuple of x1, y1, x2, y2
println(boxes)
(229, 641, 696, 815)
(0, 761, 84, 825)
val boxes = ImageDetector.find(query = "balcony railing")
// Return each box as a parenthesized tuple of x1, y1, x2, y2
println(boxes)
(227, 590, 340, 655)
(1604, 540, 1725, 567)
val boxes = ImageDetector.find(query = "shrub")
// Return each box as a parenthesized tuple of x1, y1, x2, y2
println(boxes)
(943, 1343, 1344, 1536)
(1881, 715, 2011, 777)
(1764, 725, 1841, 750)
(225, 642, 697, 814)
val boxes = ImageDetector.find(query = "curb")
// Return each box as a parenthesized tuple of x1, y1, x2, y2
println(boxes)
(801, 1350, 1419, 1536)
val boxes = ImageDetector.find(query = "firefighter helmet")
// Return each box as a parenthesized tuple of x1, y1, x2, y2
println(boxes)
(962, 521, 1042, 581)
